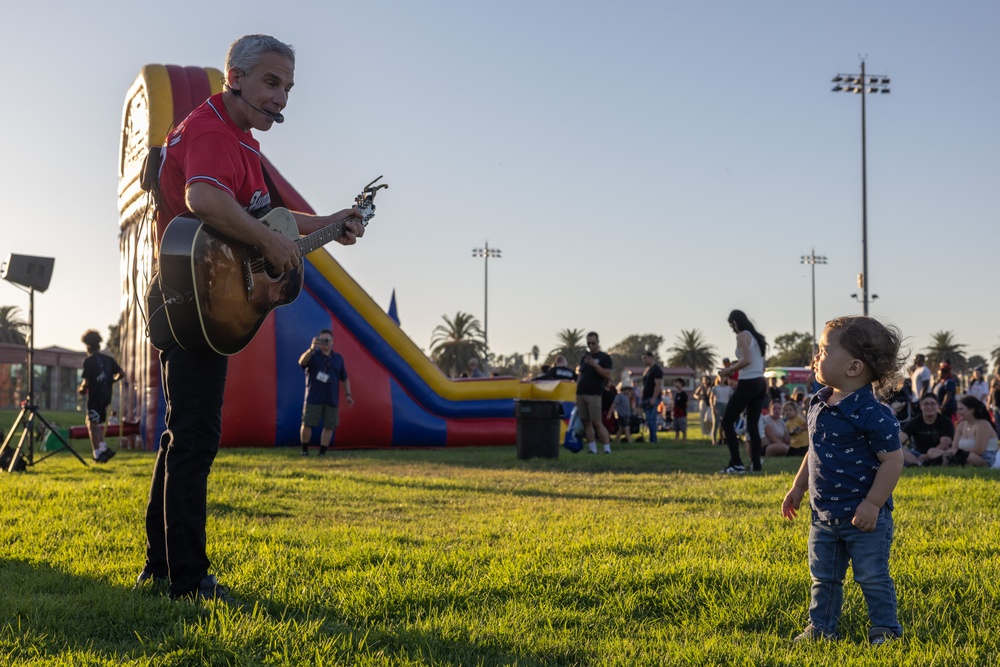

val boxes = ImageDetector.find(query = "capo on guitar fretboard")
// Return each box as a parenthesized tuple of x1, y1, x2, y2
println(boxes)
(355, 175, 389, 223)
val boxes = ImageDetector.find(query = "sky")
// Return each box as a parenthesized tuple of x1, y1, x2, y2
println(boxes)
(3, 1, 999, 368)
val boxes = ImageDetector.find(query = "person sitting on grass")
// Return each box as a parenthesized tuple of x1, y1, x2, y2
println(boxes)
(763, 401, 808, 458)
(759, 401, 789, 455)
(923, 396, 998, 467)
(781, 315, 905, 645)
(900, 393, 953, 466)
(78, 329, 124, 463)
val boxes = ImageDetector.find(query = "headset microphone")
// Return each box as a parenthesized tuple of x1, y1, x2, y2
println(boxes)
(230, 87, 284, 124)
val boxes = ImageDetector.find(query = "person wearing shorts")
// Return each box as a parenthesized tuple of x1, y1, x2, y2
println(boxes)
(79, 329, 124, 463)
(576, 332, 614, 454)
(299, 329, 353, 455)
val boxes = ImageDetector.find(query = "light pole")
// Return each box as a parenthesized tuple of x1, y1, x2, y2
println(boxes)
(832, 58, 890, 316)
(471, 241, 501, 358)
(800, 249, 827, 356)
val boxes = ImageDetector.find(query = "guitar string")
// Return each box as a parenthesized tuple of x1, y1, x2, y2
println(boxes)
(245, 221, 348, 273)
(245, 207, 373, 272)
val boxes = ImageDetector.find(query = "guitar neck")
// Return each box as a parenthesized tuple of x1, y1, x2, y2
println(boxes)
(295, 221, 349, 256)
(294, 203, 374, 256)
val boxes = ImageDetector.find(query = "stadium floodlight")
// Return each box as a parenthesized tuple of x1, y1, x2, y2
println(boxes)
(831, 58, 891, 316)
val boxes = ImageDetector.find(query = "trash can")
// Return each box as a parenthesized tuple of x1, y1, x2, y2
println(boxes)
(514, 399, 563, 459)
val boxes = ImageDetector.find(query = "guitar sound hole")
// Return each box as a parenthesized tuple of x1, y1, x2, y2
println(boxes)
(264, 262, 283, 280)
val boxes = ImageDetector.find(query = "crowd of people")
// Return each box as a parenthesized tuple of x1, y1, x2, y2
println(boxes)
(561, 316, 1000, 475)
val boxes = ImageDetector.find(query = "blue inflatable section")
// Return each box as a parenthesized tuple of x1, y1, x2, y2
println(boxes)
(303, 268, 515, 419)
(390, 379, 448, 446)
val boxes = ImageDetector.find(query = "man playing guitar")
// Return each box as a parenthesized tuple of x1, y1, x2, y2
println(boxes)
(139, 34, 366, 604)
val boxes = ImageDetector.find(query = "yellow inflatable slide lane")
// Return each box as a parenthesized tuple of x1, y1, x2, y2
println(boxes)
(118, 64, 574, 450)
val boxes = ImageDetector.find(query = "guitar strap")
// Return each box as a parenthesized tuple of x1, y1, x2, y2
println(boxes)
(139, 146, 163, 209)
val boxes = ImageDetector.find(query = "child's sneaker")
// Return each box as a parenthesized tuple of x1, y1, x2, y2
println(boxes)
(868, 627, 901, 645)
(718, 465, 746, 475)
(171, 574, 241, 606)
(793, 624, 838, 642)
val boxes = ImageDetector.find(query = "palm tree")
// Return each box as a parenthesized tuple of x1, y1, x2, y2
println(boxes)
(0, 306, 28, 345)
(666, 329, 717, 377)
(429, 311, 487, 377)
(548, 328, 588, 368)
(991, 340, 1000, 371)
(924, 330, 968, 373)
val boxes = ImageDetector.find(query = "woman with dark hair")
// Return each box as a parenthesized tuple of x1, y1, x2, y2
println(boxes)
(989, 366, 1000, 427)
(925, 395, 998, 467)
(717, 309, 768, 473)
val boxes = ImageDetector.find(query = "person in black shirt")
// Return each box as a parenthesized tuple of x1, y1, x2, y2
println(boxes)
(576, 332, 613, 454)
(640, 351, 664, 443)
(672, 378, 689, 441)
(533, 355, 578, 382)
(901, 393, 954, 466)
(79, 329, 125, 463)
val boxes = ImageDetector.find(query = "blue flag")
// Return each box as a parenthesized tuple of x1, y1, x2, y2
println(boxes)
(387, 289, 400, 325)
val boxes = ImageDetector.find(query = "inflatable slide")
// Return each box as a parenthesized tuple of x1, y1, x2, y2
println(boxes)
(118, 65, 573, 449)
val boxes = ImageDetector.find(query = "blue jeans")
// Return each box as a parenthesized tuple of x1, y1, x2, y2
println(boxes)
(644, 400, 660, 442)
(807, 506, 902, 638)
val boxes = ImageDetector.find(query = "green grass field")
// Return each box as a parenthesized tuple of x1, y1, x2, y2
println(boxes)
(2, 411, 1000, 666)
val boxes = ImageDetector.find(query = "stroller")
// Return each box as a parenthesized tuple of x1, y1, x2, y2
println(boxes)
(888, 386, 915, 430)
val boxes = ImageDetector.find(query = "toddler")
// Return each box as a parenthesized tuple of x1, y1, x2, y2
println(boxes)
(781, 316, 905, 644)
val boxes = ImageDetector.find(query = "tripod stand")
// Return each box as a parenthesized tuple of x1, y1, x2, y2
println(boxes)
(1, 399, 88, 470)
(0, 280, 88, 471)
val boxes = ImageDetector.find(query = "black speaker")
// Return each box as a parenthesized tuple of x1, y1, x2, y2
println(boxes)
(2, 254, 54, 292)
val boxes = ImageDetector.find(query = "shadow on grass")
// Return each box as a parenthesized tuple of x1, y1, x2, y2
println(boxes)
(0, 558, 581, 666)
(332, 471, 774, 512)
(315, 439, 810, 482)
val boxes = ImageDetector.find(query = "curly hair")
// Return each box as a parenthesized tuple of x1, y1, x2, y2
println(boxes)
(824, 316, 906, 400)
(81, 329, 102, 353)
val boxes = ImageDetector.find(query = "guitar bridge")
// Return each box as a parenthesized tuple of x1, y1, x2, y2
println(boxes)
(241, 251, 255, 301)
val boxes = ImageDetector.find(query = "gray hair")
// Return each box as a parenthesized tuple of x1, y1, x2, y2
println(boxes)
(225, 34, 295, 74)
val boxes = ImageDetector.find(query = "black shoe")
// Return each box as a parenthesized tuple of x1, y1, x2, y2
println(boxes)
(300, 450, 309, 456)
(133, 567, 168, 594)
(98, 448, 116, 463)
(318, 447, 327, 456)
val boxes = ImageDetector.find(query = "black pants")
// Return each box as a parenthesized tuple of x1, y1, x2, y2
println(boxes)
(722, 377, 767, 469)
(142, 344, 228, 597)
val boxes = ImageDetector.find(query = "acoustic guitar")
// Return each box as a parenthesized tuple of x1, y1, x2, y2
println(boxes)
(158, 176, 387, 355)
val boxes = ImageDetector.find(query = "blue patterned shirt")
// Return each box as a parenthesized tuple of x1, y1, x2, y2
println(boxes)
(807, 385, 901, 521)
